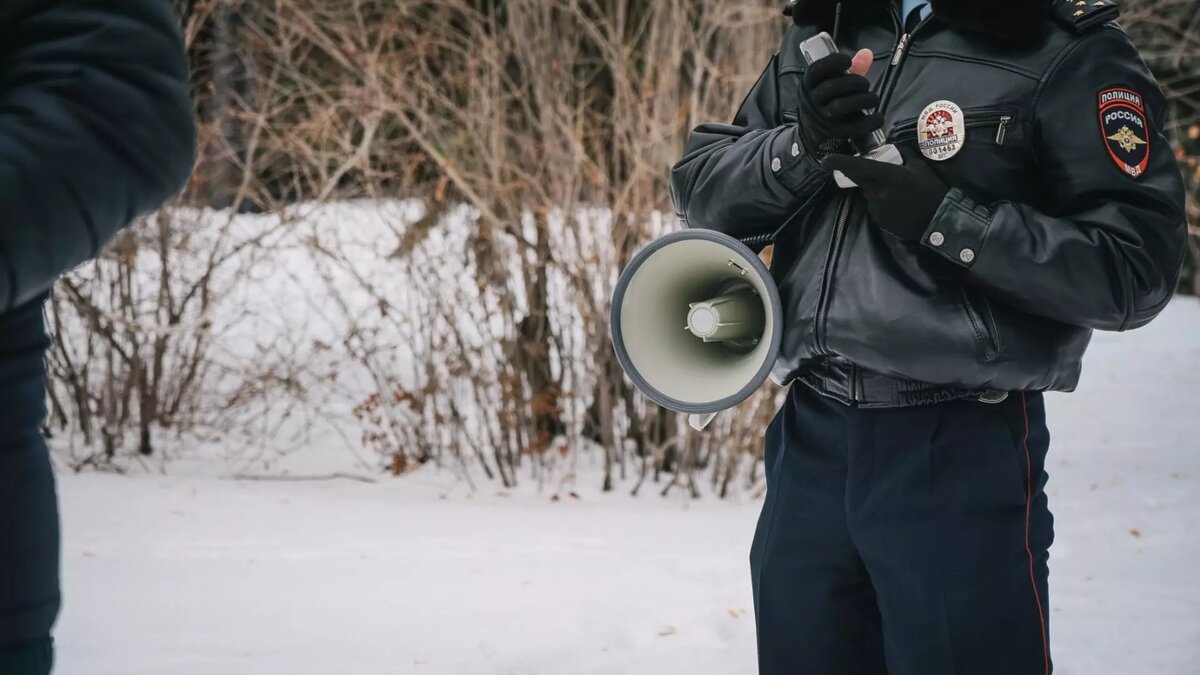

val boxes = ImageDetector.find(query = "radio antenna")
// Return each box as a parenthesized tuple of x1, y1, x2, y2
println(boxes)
(833, 2, 844, 43)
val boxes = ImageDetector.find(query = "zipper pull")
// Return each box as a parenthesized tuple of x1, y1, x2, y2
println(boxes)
(891, 34, 910, 66)
(996, 115, 1013, 145)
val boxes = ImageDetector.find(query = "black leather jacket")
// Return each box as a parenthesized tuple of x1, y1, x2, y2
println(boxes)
(0, 0, 194, 314)
(670, 0, 1187, 393)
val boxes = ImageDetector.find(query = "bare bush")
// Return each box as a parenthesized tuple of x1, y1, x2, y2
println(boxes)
(47, 0, 1200, 495)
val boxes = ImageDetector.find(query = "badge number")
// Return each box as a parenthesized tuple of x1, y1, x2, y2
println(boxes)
(917, 100, 967, 161)
(1098, 87, 1149, 179)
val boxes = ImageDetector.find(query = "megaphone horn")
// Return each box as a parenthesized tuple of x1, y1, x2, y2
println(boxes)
(610, 229, 783, 430)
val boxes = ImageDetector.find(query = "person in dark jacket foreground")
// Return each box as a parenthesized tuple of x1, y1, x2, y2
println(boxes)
(0, 1, 194, 672)
(671, 0, 1186, 673)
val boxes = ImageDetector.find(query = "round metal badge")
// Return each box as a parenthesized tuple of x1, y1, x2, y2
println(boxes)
(917, 100, 966, 161)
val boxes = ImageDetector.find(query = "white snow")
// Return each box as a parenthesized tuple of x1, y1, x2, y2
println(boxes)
(53, 298, 1200, 674)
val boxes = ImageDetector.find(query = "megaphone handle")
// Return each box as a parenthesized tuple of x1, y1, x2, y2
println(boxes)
(689, 413, 718, 431)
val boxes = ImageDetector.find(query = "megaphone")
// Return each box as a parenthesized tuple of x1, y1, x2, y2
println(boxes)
(610, 229, 783, 431)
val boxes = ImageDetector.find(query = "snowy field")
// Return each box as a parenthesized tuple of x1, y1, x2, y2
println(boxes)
(54, 299, 1200, 674)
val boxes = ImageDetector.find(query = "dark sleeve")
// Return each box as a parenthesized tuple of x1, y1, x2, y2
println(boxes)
(0, 0, 196, 312)
(920, 27, 1187, 332)
(669, 53, 827, 240)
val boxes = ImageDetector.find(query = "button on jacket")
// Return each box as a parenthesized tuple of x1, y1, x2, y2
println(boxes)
(670, 0, 1187, 393)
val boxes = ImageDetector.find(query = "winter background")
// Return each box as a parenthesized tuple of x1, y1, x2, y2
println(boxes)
(44, 2, 1200, 674)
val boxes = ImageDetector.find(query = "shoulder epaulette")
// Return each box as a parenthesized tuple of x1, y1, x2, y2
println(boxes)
(1051, 0, 1121, 33)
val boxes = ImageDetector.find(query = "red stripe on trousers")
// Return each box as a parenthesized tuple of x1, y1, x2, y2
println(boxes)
(1020, 391, 1050, 675)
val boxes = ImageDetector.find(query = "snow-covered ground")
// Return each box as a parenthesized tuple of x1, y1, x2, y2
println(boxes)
(54, 298, 1200, 674)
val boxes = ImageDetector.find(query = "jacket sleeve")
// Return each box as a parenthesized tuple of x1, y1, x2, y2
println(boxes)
(669, 53, 828, 240)
(0, 0, 196, 312)
(921, 27, 1187, 332)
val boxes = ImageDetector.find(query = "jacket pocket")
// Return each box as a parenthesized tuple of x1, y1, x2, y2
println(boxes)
(889, 106, 1018, 146)
(960, 285, 1002, 362)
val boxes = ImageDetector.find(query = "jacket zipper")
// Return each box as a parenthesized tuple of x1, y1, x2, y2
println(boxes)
(960, 287, 1001, 361)
(876, 8, 930, 115)
(995, 115, 1013, 144)
(811, 6, 911, 358)
(889, 107, 1018, 145)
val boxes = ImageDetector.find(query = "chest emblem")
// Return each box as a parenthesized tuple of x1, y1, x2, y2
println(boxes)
(917, 100, 966, 161)
(1099, 87, 1149, 179)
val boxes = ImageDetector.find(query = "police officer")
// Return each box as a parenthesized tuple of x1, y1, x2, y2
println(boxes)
(670, 0, 1187, 673)
(0, 1, 194, 672)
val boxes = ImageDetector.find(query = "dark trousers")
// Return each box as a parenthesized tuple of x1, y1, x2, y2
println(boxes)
(0, 638, 53, 675)
(0, 296, 59, 663)
(750, 383, 1053, 675)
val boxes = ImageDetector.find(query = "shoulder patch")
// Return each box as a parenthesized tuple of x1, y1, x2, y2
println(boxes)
(1052, 0, 1121, 33)
(1099, 87, 1149, 179)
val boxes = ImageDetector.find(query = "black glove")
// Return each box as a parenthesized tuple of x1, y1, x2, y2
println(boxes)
(799, 53, 883, 159)
(821, 147, 951, 242)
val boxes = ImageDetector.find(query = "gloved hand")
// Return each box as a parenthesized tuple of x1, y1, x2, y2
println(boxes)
(798, 50, 882, 160)
(821, 147, 951, 242)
